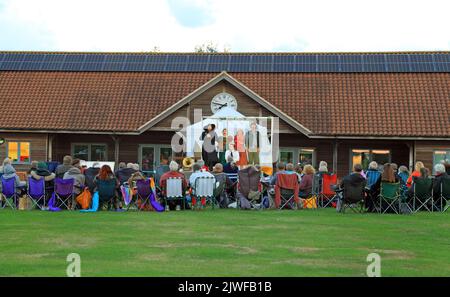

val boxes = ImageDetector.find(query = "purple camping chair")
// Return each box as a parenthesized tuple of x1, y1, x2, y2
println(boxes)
(54, 178, 75, 210)
(136, 179, 152, 211)
(1, 176, 18, 210)
(27, 177, 46, 210)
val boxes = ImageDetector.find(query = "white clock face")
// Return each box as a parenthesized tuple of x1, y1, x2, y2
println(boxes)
(211, 92, 238, 113)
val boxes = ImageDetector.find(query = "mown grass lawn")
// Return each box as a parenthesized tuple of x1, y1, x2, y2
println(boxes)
(0, 208, 449, 276)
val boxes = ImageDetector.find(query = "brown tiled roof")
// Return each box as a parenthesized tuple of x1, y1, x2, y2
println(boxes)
(0, 71, 449, 137)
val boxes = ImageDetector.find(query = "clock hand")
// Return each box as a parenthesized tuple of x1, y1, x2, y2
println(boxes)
(213, 102, 227, 107)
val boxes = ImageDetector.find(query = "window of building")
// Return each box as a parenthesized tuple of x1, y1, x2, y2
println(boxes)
(351, 149, 391, 171)
(139, 144, 173, 173)
(72, 143, 107, 161)
(298, 148, 315, 166)
(7, 142, 30, 163)
(278, 147, 316, 167)
(433, 150, 450, 173)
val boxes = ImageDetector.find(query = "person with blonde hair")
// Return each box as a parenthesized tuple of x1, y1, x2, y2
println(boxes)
(406, 161, 424, 188)
(299, 164, 315, 198)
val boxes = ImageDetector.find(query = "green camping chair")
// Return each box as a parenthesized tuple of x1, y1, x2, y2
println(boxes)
(378, 182, 401, 214)
(412, 177, 433, 213)
(439, 177, 450, 212)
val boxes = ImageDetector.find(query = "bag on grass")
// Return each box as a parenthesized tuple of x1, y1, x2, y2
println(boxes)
(76, 187, 92, 210)
(303, 196, 317, 209)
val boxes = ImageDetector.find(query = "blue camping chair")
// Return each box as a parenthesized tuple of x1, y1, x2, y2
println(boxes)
(1, 176, 18, 210)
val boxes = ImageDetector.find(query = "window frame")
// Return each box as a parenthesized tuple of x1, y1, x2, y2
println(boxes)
(350, 148, 391, 173)
(432, 149, 450, 174)
(71, 143, 108, 161)
(138, 144, 173, 174)
(278, 147, 317, 167)
(7, 141, 31, 164)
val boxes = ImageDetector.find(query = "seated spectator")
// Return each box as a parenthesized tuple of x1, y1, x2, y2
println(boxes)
(338, 164, 367, 208)
(115, 162, 137, 185)
(159, 161, 188, 210)
(128, 171, 145, 188)
(28, 161, 39, 174)
(1, 164, 26, 194)
(407, 167, 430, 200)
(0, 158, 12, 174)
(155, 158, 170, 185)
(84, 162, 100, 193)
(398, 165, 409, 185)
(30, 161, 56, 193)
(314, 161, 330, 194)
(398, 165, 410, 195)
(406, 161, 424, 188)
(294, 164, 303, 182)
(55, 155, 73, 178)
(196, 160, 209, 172)
(375, 163, 399, 189)
(318, 161, 329, 175)
(212, 163, 232, 207)
(365, 161, 381, 191)
(189, 163, 214, 188)
(225, 142, 240, 164)
(115, 162, 126, 173)
(94, 165, 119, 207)
(223, 156, 239, 174)
(433, 163, 449, 210)
(444, 162, 450, 175)
(299, 164, 315, 198)
(63, 159, 86, 195)
(285, 163, 297, 174)
(270, 162, 286, 186)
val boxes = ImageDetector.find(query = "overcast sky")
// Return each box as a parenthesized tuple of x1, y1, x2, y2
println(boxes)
(0, 0, 449, 52)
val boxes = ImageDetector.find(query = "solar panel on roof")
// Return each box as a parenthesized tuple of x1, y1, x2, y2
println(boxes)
(81, 62, 104, 71)
(43, 54, 65, 62)
(0, 52, 448, 73)
(340, 63, 363, 72)
(84, 55, 105, 63)
(101, 62, 124, 71)
(104, 54, 127, 63)
(64, 54, 85, 63)
(20, 62, 42, 70)
(61, 62, 83, 71)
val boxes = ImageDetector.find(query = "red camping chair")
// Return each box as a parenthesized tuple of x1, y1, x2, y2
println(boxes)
(318, 173, 338, 208)
(275, 173, 299, 210)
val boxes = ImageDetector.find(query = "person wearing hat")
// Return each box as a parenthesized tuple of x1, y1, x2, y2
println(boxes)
(63, 158, 85, 195)
(30, 161, 56, 193)
(200, 123, 219, 170)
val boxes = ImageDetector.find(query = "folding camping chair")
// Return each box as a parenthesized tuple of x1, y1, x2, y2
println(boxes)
(54, 178, 75, 210)
(192, 176, 216, 210)
(412, 177, 433, 213)
(1, 176, 18, 210)
(318, 173, 338, 208)
(163, 177, 185, 210)
(438, 177, 450, 212)
(237, 166, 262, 209)
(27, 177, 46, 210)
(275, 173, 299, 210)
(135, 179, 153, 211)
(96, 178, 117, 210)
(378, 182, 401, 214)
(338, 181, 366, 213)
(225, 172, 238, 202)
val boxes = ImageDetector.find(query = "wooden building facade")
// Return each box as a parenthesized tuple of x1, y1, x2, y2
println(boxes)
(0, 51, 449, 178)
